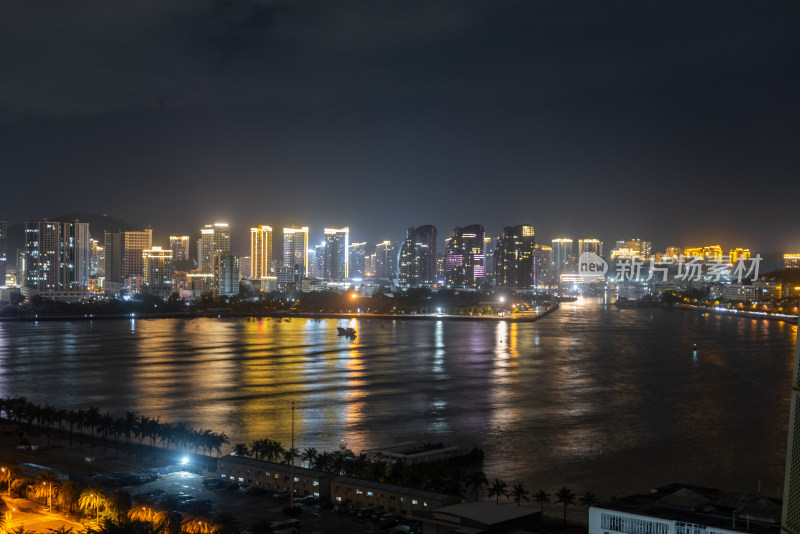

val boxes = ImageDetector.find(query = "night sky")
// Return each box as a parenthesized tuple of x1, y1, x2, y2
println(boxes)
(1, 1, 798, 255)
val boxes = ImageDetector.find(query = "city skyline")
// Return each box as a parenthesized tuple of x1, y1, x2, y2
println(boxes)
(0, 2, 798, 252)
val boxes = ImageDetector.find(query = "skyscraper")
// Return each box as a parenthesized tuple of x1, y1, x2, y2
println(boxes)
(324, 227, 349, 281)
(215, 254, 240, 297)
(25, 219, 60, 291)
(104, 231, 123, 286)
(445, 225, 486, 288)
(373, 241, 397, 279)
(551, 238, 574, 275)
(60, 221, 91, 290)
(169, 236, 191, 262)
(578, 238, 603, 258)
(123, 229, 153, 291)
(494, 225, 535, 289)
(142, 246, 174, 297)
(782, 328, 800, 534)
(399, 225, 437, 287)
(0, 220, 6, 286)
(348, 242, 367, 278)
(533, 244, 553, 288)
(250, 225, 273, 279)
(200, 223, 230, 274)
(283, 227, 309, 278)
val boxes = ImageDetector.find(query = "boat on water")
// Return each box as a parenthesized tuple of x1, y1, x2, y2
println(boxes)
(337, 327, 357, 337)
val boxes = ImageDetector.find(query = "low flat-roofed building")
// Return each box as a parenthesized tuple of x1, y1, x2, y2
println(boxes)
(589, 484, 780, 534)
(363, 441, 468, 466)
(216, 455, 335, 501)
(413, 501, 540, 533)
(331, 476, 459, 516)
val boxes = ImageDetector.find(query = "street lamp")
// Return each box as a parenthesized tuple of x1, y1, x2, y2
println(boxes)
(43, 481, 51, 512)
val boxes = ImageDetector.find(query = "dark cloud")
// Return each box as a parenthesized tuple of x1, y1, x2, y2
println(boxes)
(0, 1, 798, 253)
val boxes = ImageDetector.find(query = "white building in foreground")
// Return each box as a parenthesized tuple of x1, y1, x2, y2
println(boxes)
(590, 484, 780, 534)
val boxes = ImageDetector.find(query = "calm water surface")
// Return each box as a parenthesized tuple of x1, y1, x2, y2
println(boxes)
(0, 299, 795, 498)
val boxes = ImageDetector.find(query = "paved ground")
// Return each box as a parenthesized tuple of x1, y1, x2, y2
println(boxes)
(131, 471, 415, 534)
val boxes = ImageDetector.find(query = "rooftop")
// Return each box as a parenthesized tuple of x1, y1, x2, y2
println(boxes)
(599, 484, 781, 534)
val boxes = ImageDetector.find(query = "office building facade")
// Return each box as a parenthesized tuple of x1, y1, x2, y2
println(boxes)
(250, 225, 273, 279)
(494, 224, 535, 289)
(283, 227, 309, 278)
(399, 225, 437, 287)
(444, 225, 486, 289)
(324, 227, 349, 281)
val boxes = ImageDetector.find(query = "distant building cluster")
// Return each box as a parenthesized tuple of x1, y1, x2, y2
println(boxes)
(0, 216, 797, 307)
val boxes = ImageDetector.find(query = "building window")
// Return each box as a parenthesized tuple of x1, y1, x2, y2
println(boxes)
(336, 497, 342, 502)
(412, 500, 418, 505)
(367, 491, 374, 497)
(313, 481, 319, 487)
(356, 489, 363, 495)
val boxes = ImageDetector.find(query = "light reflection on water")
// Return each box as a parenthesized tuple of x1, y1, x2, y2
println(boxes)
(0, 302, 795, 498)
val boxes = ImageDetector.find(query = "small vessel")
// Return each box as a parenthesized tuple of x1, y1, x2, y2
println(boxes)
(337, 327, 357, 338)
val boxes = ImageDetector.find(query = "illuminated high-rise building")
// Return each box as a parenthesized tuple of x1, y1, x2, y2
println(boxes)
(310, 243, 325, 279)
(283, 227, 309, 278)
(399, 225, 437, 287)
(551, 238, 574, 275)
(782, 328, 800, 534)
(373, 241, 397, 279)
(0, 220, 6, 286)
(104, 231, 123, 285)
(494, 225, 535, 289)
(200, 223, 230, 274)
(123, 229, 153, 291)
(307, 248, 317, 278)
(215, 254, 240, 297)
(25, 219, 60, 291)
(60, 221, 91, 290)
(324, 227, 349, 281)
(785, 254, 800, 269)
(170, 236, 191, 262)
(533, 244, 553, 288)
(664, 246, 682, 261)
(578, 238, 603, 258)
(142, 246, 174, 297)
(250, 225, 273, 279)
(348, 241, 366, 278)
(702, 245, 723, 263)
(729, 248, 751, 264)
(445, 225, 486, 288)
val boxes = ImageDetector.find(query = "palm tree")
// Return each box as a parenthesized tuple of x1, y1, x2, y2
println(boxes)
(301, 447, 318, 468)
(533, 489, 551, 516)
(580, 490, 599, 508)
(85, 407, 102, 440)
(0, 459, 20, 494)
(555, 486, 576, 529)
(466, 471, 488, 502)
(36, 471, 61, 512)
(488, 478, 509, 504)
(181, 515, 217, 534)
(123, 411, 137, 446)
(106, 489, 132, 520)
(128, 502, 158, 524)
(511, 483, 530, 507)
(79, 485, 105, 523)
(59, 481, 83, 514)
(233, 443, 249, 457)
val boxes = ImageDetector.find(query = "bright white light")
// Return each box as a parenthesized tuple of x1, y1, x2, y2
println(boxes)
(181, 457, 189, 465)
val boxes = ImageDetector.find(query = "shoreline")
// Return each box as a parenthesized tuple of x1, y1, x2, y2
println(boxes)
(0, 303, 559, 324)
(671, 303, 798, 324)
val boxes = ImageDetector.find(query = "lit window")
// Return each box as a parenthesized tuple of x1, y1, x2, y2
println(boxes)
(336, 497, 342, 502)
(412, 500, 418, 505)
(313, 481, 319, 487)
(367, 491, 374, 497)
(356, 489, 363, 495)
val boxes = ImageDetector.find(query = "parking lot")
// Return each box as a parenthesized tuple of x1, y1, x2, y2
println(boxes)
(127, 471, 418, 534)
